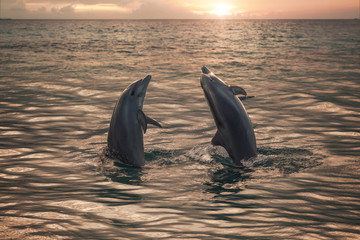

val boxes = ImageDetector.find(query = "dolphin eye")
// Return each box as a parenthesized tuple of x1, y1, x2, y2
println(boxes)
(131, 91, 135, 96)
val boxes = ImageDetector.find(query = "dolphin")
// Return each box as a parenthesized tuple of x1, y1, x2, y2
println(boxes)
(200, 66, 257, 166)
(107, 75, 162, 167)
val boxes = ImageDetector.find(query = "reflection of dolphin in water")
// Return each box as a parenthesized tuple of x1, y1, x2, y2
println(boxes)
(107, 75, 162, 167)
(200, 66, 257, 166)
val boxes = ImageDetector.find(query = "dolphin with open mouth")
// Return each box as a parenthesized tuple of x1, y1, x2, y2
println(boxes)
(200, 66, 257, 166)
(107, 75, 162, 167)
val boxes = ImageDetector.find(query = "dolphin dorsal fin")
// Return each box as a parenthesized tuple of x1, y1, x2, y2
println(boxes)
(138, 110, 162, 134)
(211, 131, 225, 147)
(229, 86, 247, 96)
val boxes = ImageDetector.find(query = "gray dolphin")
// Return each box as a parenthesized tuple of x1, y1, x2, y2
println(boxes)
(200, 66, 257, 166)
(107, 75, 162, 167)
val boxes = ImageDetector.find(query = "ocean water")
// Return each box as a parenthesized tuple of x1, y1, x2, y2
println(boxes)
(0, 19, 359, 239)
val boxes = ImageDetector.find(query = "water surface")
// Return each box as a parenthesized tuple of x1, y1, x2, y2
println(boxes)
(1, 19, 360, 239)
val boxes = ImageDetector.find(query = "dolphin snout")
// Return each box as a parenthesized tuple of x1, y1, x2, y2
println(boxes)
(140, 75, 151, 89)
(202, 66, 211, 74)
(137, 75, 151, 93)
(142, 75, 151, 84)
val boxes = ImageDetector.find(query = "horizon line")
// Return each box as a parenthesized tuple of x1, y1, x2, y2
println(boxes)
(1, 18, 358, 21)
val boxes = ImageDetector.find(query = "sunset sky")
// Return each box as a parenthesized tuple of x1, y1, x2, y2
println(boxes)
(1, 0, 359, 19)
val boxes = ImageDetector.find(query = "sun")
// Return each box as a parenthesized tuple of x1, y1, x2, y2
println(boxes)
(210, 3, 234, 16)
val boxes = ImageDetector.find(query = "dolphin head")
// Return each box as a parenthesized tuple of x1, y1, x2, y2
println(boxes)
(123, 75, 151, 109)
(200, 66, 231, 130)
(200, 66, 228, 91)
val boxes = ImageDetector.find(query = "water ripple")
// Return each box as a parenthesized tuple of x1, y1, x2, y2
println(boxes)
(1, 19, 359, 239)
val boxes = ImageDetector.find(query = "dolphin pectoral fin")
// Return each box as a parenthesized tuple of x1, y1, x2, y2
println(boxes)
(146, 116, 162, 128)
(137, 110, 148, 134)
(138, 110, 162, 133)
(211, 131, 225, 147)
(229, 86, 247, 96)
(239, 95, 255, 101)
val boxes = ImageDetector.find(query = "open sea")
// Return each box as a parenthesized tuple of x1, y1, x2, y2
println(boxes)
(1, 19, 360, 239)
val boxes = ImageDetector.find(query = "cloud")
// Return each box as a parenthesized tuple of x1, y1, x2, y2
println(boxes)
(59, 5, 75, 15)
(128, 0, 198, 19)
(1, 0, 359, 19)
(2, 0, 200, 19)
(2, 0, 144, 19)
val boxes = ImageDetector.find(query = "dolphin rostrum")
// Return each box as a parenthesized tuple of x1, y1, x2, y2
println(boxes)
(200, 66, 257, 166)
(107, 75, 162, 167)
